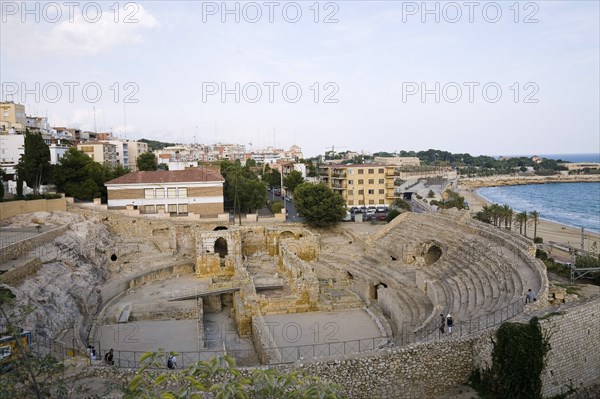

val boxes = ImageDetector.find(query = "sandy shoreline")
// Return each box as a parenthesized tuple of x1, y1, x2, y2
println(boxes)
(456, 181, 600, 262)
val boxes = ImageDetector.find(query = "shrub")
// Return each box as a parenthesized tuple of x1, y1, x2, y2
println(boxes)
(533, 237, 543, 244)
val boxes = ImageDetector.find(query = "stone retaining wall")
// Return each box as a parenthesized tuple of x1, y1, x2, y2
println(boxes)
(0, 224, 70, 263)
(0, 257, 42, 285)
(0, 197, 66, 221)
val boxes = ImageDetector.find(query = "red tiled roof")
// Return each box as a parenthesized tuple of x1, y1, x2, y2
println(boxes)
(105, 169, 224, 185)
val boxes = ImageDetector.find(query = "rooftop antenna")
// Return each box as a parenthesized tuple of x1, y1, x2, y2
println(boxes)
(123, 103, 127, 139)
(93, 106, 97, 133)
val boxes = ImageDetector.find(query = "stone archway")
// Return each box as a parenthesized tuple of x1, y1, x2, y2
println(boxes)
(214, 226, 228, 231)
(279, 231, 294, 240)
(214, 237, 228, 258)
(424, 244, 442, 265)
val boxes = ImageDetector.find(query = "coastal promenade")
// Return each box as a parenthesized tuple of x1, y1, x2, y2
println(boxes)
(456, 174, 600, 261)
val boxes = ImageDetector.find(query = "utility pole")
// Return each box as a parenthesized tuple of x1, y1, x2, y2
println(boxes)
(581, 227, 584, 252)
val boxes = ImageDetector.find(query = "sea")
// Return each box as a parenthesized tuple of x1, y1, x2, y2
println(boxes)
(477, 182, 600, 233)
(497, 153, 600, 163)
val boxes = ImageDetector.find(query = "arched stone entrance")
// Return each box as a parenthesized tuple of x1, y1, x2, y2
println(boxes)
(214, 237, 228, 258)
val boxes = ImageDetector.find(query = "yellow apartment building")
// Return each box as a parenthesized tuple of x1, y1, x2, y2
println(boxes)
(77, 142, 118, 167)
(0, 102, 26, 133)
(320, 164, 396, 207)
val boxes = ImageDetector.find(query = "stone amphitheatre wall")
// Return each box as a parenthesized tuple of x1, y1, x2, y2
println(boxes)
(85, 298, 600, 399)
(537, 298, 600, 397)
(271, 297, 600, 399)
(128, 262, 195, 290)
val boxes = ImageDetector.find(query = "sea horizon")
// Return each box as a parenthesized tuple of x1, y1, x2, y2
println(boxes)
(494, 153, 600, 163)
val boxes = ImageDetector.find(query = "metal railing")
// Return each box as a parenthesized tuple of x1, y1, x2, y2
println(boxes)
(87, 336, 390, 369)
(395, 299, 525, 346)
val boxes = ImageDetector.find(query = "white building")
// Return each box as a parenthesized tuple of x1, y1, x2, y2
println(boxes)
(0, 133, 25, 175)
(49, 144, 69, 165)
(107, 140, 130, 167)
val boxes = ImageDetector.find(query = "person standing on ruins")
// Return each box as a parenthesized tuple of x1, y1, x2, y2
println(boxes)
(525, 289, 536, 304)
(446, 314, 454, 334)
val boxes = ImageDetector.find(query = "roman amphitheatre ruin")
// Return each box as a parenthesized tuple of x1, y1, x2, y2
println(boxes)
(1, 204, 599, 398)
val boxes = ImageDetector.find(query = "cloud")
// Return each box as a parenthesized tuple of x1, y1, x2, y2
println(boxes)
(1, 3, 159, 58)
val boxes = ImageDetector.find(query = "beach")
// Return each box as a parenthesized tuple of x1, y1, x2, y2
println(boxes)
(457, 180, 600, 262)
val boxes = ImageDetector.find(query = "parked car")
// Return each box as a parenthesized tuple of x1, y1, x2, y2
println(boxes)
(342, 211, 353, 222)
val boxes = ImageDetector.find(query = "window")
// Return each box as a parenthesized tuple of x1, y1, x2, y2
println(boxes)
(156, 205, 165, 212)
(368, 189, 374, 195)
(155, 189, 165, 199)
(358, 169, 364, 174)
(348, 179, 353, 185)
(179, 204, 188, 214)
(379, 189, 385, 194)
(358, 200, 364, 205)
(144, 188, 154, 199)
(379, 199, 385, 204)
(379, 168, 384, 174)
(348, 169, 353, 174)
(368, 179, 374, 184)
(348, 190, 354, 196)
(358, 179, 364, 184)
(178, 188, 188, 198)
(168, 204, 177, 213)
(349, 200, 354, 205)
(143, 205, 155, 214)
(358, 189, 364, 195)
(369, 200, 375, 204)
(167, 188, 177, 198)
(368, 169, 374, 174)
(379, 179, 384, 184)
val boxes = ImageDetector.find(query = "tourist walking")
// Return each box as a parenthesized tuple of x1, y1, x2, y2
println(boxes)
(439, 314, 445, 334)
(525, 289, 536, 304)
(446, 314, 454, 334)
(104, 348, 114, 366)
(167, 354, 177, 369)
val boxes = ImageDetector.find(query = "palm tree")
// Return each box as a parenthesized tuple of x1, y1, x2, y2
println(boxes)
(529, 210, 540, 239)
(503, 205, 513, 230)
(515, 212, 527, 235)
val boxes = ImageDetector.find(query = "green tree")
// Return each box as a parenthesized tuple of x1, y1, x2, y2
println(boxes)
(136, 152, 158, 171)
(283, 170, 305, 195)
(271, 200, 284, 214)
(386, 209, 401, 222)
(108, 164, 131, 180)
(515, 212, 528, 236)
(430, 190, 466, 210)
(529, 210, 540, 239)
(427, 189, 435, 198)
(294, 183, 346, 228)
(269, 169, 282, 188)
(16, 178, 23, 198)
(125, 352, 345, 399)
(157, 163, 169, 171)
(16, 132, 51, 194)
(220, 160, 267, 217)
(53, 148, 105, 200)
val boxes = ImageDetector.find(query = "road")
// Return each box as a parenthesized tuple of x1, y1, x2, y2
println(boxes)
(268, 189, 302, 223)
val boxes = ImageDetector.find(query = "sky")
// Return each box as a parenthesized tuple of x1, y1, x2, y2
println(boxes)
(1, 1, 599, 158)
